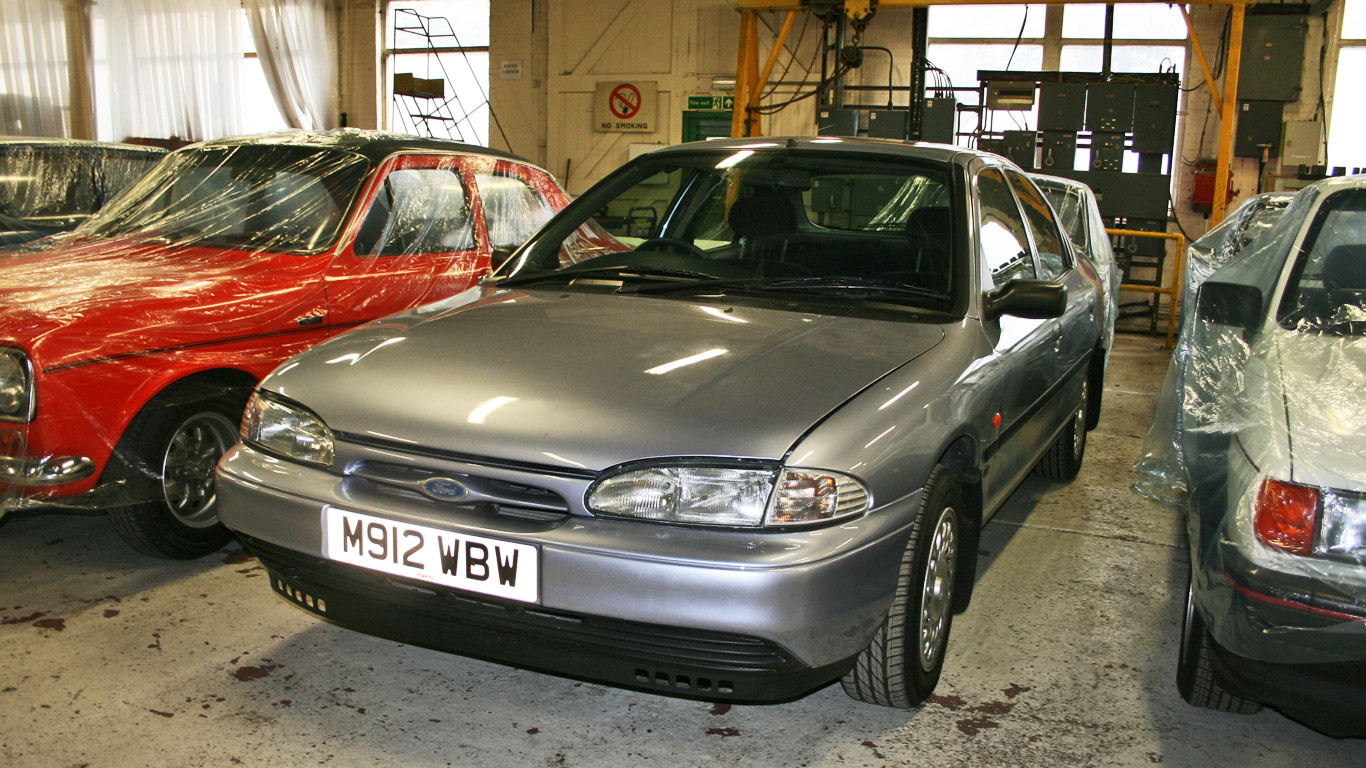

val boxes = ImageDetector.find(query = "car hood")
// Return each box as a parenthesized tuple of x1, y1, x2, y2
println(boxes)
(268, 288, 946, 471)
(0, 236, 329, 365)
(1273, 330, 1366, 493)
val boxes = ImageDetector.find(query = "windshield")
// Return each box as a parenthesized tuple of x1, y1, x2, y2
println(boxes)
(0, 146, 98, 221)
(80, 144, 370, 254)
(1034, 180, 1087, 253)
(1278, 187, 1366, 334)
(500, 150, 957, 309)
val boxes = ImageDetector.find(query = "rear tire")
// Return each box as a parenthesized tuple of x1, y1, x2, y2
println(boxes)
(1176, 576, 1263, 714)
(1084, 351, 1105, 431)
(105, 384, 248, 559)
(842, 466, 962, 707)
(1035, 375, 1089, 482)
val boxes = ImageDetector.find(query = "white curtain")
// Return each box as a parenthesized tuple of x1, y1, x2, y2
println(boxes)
(245, 0, 337, 131)
(0, 0, 70, 137)
(99, 0, 243, 142)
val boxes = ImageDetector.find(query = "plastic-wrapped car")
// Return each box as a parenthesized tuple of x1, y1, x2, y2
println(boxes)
(218, 137, 1105, 706)
(1030, 173, 1118, 429)
(1029, 173, 1119, 351)
(0, 138, 165, 247)
(1135, 191, 1295, 506)
(1135, 176, 1366, 736)
(0, 130, 567, 559)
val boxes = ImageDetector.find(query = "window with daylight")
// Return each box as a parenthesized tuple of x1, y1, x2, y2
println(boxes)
(1328, 3, 1366, 170)
(386, 0, 491, 146)
(927, 2, 1188, 168)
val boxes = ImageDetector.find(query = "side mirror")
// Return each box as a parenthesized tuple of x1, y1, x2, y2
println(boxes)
(1197, 281, 1263, 335)
(490, 246, 516, 270)
(985, 280, 1067, 321)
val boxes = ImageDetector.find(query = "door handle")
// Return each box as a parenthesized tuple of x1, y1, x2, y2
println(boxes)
(297, 316, 324, 326)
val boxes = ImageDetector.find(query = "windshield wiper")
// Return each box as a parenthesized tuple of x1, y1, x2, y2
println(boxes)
(635, 274, 948, 301)
(760, 276, 950, 301)
(490, 264, 721, 288)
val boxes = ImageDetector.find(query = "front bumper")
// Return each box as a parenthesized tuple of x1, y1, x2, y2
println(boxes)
(240, 534, 853, 701)
(217, 442, 920, 698)
(0, 453, 95, 487)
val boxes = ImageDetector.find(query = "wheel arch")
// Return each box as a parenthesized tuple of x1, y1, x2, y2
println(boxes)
(99, 367, 259, 485)
(935, 434, 983, 614)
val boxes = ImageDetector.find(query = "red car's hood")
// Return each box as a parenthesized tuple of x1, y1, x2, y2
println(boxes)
(0, 236, 331, 368)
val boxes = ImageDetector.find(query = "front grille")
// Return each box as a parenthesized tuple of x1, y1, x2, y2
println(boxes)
(345, 459, 571, 522)
(244, 535, 798, 674)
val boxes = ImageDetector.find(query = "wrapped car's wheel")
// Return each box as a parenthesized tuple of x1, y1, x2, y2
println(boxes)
(842, 466, 962, 708)
(1035, 375, 1089, 481)
(1176, 575, 1263, 714)
(106, 386, 247, 559)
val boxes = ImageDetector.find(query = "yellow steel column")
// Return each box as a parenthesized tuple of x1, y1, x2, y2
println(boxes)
(731, 10, 755, 138)
(1180, 4, 1223, 116)
(744, 16, 761, 136)
(1211, 1, 1246, 224)
(748, 11, 797, 138)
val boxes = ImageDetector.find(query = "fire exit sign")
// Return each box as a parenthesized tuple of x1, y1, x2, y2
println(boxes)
(687, 95, 734, 110)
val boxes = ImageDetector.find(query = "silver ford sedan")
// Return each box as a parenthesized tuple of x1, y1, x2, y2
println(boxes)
(217, 138, 1105, 706)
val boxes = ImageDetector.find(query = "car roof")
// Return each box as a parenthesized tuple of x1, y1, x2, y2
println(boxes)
(641, 136, 989, 167)
(0, 137, 166, 155)
(191, 129, 536, 167)
(1304, 173, 1366, 196)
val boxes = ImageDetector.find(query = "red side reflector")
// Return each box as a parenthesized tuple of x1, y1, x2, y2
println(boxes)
(0, 428, 24, 456)
(1253, 477, 1319, 556)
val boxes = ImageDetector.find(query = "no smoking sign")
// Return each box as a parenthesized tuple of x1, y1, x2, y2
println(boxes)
(594, 81, 657, 133)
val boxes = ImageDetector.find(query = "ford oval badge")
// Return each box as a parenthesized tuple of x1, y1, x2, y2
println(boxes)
(422, 477, 468, 501)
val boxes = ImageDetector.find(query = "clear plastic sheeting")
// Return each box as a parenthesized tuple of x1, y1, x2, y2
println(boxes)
(0, 139, 166, 248)
(1030, 173, 1119, 353)
(0, 129, 567, 559)
(1180, 191, 1295, 320)
(1134, 176, 1366, 665)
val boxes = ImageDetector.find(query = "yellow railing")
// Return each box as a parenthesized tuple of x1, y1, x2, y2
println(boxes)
(1107, 228, 1186, 348)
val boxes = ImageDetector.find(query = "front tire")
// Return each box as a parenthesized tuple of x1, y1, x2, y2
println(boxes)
(842, 466, 962, 707)
(106, 385, 248, 559)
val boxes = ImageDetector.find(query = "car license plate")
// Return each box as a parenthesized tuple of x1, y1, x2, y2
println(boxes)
(322, 507, 538, 604)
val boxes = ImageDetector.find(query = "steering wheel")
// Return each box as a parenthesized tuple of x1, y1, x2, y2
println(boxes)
(635, 237, 712, 260)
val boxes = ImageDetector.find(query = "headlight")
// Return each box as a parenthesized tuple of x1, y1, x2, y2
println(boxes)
(242, 390, 334, 467)
(586, 463, 870, 528)
(0, 349, 34, 421)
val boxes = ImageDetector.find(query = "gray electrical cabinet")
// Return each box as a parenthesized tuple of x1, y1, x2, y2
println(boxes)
(817, 109, 861, 137)
(1039, 132, 1077, 172)
(1240, 13, 1307, 101)
(1132, 84, 1179, 154)
(1235, 100, 1283, 158)
(1039, 83, 1087, 132)
(1003, 131, 1037, 170)
(867, 110, 910, 140)
(921, 97, 957, 143)
(1085, 84, 1135, 133)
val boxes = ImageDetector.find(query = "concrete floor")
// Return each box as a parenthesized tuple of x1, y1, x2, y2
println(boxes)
(1, 333, 1361, 767)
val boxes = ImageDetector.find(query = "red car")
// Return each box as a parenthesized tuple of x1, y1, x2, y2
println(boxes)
(0, 131, 567, 558)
